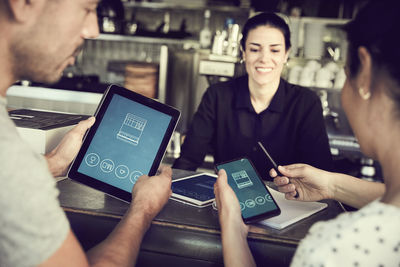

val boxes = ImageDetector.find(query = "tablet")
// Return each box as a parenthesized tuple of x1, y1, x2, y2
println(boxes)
(68, 84, 180, 202)
(171, 173, 217, 207)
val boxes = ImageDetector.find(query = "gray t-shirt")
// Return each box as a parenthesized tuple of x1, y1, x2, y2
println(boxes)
(0, 97, 69, 267)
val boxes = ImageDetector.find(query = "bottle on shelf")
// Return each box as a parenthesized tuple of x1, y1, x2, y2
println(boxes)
(162, 11, 170, 34)
(199, 9, 212, 49)
(97, 0, 124, 34)
(227, 22, 240, 57)
(155, 11, 170, 36)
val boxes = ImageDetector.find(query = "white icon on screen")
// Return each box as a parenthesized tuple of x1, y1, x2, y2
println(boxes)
(231, 170, 253, 189)
(239, 202, 245, 211)
(130, 171, 143, 184)
(117, 113, 147, 146)
(115, 165, 129, 179)
(245, 199, 256, 208)
(265, 194, 273, 202)
(100, 159, 114, 173)
(255, 196, 266, 205)
(85, 153, 100, 167)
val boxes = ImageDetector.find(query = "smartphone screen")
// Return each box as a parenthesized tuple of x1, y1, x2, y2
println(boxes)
(216, 158, 281, 223)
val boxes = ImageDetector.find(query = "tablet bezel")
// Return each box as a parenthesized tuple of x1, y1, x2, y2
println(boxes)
(171, 173, 217, 206)
(68, 84, 180, 202)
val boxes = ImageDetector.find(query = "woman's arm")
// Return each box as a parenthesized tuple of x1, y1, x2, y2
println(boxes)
(214, 170, 256, 267)
(331, 172, 385, 208)
(273, 164, 385, 209)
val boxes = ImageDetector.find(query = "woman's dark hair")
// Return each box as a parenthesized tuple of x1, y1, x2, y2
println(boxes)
(240, 12, 291, 51)
(345, 0, 400, 103)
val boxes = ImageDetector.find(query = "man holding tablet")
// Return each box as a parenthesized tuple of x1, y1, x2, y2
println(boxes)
(68, 84, 180, 203)
(0, 1, 172, 267)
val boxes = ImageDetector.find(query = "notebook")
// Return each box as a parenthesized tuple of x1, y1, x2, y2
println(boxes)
(259, 187, 328, 230)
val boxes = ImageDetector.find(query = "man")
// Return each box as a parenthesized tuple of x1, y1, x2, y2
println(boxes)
(0, 0, 173, 266)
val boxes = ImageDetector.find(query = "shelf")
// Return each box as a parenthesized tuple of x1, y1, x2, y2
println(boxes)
(290, 16, 349, 25)
(287, 57, 345, 66)
(123, 1, 250, 12)
(93, 34, 200, 47)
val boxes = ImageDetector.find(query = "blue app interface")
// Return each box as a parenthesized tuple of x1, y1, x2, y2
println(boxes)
(78, 94, 172, 193)
(217, 158, 278, 220)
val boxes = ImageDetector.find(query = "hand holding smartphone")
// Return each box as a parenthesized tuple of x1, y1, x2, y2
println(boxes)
(215, 158, 281, 224)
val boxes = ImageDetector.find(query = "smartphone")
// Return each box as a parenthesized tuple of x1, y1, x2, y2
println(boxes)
(215, 157, 281, 224)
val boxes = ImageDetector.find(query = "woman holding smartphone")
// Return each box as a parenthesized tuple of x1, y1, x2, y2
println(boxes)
(214, 1, 400, 266)
(173, 12, 333, 179)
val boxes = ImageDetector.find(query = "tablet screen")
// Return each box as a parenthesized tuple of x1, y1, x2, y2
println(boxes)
(69, 85, 180, 201)
(171, 173, 217, 206)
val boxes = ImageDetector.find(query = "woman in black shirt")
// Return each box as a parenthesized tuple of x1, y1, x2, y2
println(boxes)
(173, 12, 332, 178)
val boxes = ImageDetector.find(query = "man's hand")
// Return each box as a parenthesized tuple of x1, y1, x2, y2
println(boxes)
(129, 165, 172, 225)
(86, 166, 172, 266)
(46, 117, 95, 177)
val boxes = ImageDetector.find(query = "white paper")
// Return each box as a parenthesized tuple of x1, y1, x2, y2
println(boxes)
(259, 187, 328, 230)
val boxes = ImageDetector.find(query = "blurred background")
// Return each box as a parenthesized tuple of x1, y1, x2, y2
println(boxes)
(7, 0, 379, 181)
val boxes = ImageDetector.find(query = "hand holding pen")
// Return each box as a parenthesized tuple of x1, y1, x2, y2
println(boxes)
(257, 142, 299, 199)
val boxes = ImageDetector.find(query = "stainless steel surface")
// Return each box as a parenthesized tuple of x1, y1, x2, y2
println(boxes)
(158, 45, 168, 103)
(166, 48, 206, 132)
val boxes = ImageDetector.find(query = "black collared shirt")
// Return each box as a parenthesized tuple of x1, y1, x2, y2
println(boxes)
(173, 75, 333, 179)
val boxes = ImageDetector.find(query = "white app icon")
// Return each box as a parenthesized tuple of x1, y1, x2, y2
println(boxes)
(231, 170, 253, 189)
(100, 159, 114, 173)
(130, 171, 143, 184)
(245, 199, 256, 208)
(255, 196, 266, 205)
(117, 113, 147, 146)
(115, 165, 129, 179)
(85, 153, 100, 167)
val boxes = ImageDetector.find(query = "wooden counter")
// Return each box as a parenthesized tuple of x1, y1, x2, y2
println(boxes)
(58, 169, 345, 267)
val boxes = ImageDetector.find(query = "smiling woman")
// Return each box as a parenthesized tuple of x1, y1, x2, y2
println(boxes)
(215, 1, 400, 266)
(243, 26, 289, 112)
(173, 12, 333, 179)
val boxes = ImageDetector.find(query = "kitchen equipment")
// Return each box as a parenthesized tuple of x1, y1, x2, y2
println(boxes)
(303, 23, 325, 60)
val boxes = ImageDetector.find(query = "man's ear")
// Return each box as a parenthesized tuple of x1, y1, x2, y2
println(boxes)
(8, 0, 43, 23)
(356, 46, 373, 97)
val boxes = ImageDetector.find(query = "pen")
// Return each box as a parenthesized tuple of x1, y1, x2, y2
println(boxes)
(257, 141, 299, 198)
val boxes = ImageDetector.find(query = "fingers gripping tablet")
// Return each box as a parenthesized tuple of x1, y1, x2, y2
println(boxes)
(68, 84, 180, 202)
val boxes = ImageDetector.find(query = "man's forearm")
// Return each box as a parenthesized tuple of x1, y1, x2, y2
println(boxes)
(86, 207, 152, 267)
(333, 173, 385, 209)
